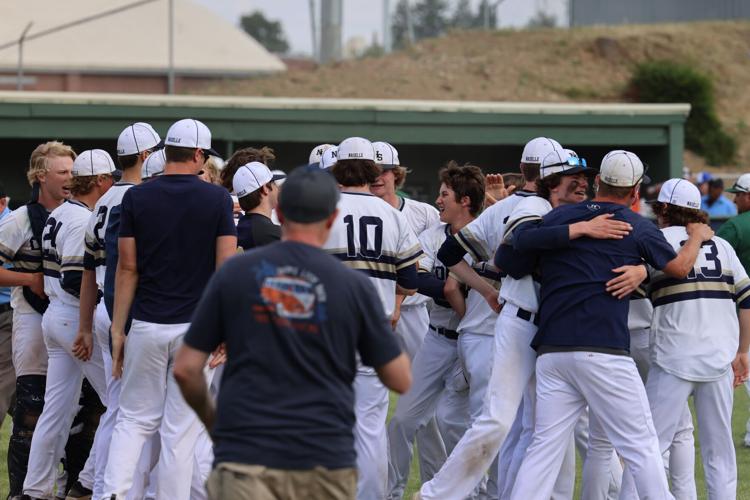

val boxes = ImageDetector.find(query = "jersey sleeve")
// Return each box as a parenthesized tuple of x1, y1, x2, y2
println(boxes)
(503, 197, 551, 244)
(424, 205, 440, 231)
(636, 220, 677, 270)
(60, 216, 87, 274)
(184, 268, 225, 352)
(395, 219, 423, 270)
(354, 275, 402, 369)
(83, 208, 105, 271)
(216, 191, 238, 238)
(118, 190, 135, 238)
(455, 208, 494, 262)
(0, 212, 26, 264)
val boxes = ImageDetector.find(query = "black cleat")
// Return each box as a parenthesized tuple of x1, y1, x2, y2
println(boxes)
(64, 481, 92, 500)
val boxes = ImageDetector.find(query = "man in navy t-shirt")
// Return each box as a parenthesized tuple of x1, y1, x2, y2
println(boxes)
(103, 118, 237, 499)
(174, 167, 411, 500)
(504, 151, 714, 500)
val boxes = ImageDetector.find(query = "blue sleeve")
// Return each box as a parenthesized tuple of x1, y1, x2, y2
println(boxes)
(495, 243, 536, 280)
(436, 235, 467, 267)
(417, 272, 445, 300)
(396, 263, 418, 290)
(216, 191, 238, 238)
(512, 219, 570, 252)
(635, 221, 677, 270)
(118, 190, 134, 238)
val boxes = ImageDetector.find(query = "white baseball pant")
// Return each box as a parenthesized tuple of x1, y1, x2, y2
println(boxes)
(576, 409, 622, 500)
(23, 303, 107, 498)
(388, 328, 459, 499)
(354, 370, 390, 500)
(0, 308, 15, 427)
(12, 310, 46, 376)
(621, 365, 734, 500)
(394, 306, 447, 485)
(102, 320, 204, 499)
(510, 352, 673, 500)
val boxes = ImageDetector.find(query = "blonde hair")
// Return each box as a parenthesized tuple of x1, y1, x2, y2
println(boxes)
(27, 141, 76, 186)
(201, 157, 222, 185)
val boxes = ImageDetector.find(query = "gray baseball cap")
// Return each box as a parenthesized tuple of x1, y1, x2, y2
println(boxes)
(278, 166, 340, 223)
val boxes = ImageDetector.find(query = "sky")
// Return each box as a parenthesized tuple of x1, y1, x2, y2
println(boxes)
(193, 0, 568, 56)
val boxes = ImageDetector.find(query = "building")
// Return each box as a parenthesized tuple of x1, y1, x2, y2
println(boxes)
(0, 0, 285, 94)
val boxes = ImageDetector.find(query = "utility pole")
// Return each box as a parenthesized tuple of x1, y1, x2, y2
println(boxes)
(320, 0, 342, 63)
(309, 0, 318, 61)
(405, 0, 415, 44)
(383, 0, 391, 53)
(168, 0, 175, 94)
(17, 22, 33, 91)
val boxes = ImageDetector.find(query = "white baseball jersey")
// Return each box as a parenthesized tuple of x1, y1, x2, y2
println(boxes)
(42, 200, 90, 307)
(499, 195, 550, 313)
(418, 223, 467, 330)
(84, 183, 134, 288)
(649, 226, 750, 382)
(0, 206, 43, 314)
(454, 190, 536, 335)
(627, 296, 653, 331)
(324, 192, 422, 318)
(399, 197, 439, 307)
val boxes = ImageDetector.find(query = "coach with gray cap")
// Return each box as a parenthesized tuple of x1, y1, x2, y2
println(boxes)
(175, 167, 411, 500)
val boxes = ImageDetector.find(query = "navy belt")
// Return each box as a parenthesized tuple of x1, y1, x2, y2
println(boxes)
(516, 307, 539, 326)
(429, 324, 459, 340)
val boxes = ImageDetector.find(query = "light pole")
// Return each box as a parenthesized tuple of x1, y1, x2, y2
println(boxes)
(17, 22, 33, 91)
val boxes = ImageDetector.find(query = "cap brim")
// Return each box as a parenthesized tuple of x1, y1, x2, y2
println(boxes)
(560, 165, 596, 176)
(379, 164, 398, 170)
(112, 169, 123, 182)
(152, 139, 165, 151)
(272, 174, 286, 182)
(641, 174, 652, 185)
(727, 187, 748, 193)
(203, 147, 222, 159)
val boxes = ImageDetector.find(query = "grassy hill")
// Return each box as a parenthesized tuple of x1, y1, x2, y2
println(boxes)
(197, 21, 750, 167)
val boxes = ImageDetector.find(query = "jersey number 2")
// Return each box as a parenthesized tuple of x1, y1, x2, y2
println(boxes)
(344, 215, 383, 258)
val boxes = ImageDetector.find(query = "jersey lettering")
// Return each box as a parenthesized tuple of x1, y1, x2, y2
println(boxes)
(680, 240, 723, 279)
(43, 217, 62, 249)
(93, 205, 108, 242)
(344, 215, 384, 259)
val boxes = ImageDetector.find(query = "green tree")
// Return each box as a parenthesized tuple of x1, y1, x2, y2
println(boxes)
(451, 0, 475, 29)
(527, 10, 557, 28)
(413, 0, 450, 39)
(240, 10, 289, 54)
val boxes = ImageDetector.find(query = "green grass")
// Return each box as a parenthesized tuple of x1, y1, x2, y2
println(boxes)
(2, 390, 750, 498)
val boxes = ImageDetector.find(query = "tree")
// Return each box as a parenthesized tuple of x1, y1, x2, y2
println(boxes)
(413, 0, 450, 39)
(527, 10, 557, 28)
(240, 11, 290, 54)
(451, 0, 475, 29)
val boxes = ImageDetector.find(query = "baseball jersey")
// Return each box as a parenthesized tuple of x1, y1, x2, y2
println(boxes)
(499, 195, 550, 313)
(42, 200, 90, 308)
(418, 223, 466, 330)
(649, 226, 750, 381)
(627, 296, 653, 331)
(84, 183, 134, 289)
(453, 190, 536, 335)
(0, 206, 44, 314)
(399, 197, 439, 307)
(323, 192, 422, 319)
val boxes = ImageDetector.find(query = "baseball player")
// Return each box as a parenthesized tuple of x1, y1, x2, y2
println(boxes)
(308, 143, 334, 168)
(416, 137, 563, 499)
(368, 141, 444, 486)
(233, 162, 285, 250)
(0, 141, 75, 497)
(387, 163, 484, 499)
(504, 150, 712, 500)
(619, 179, 750, 500)
(22, 150, 116, 499)
(102, 118, 236, 499)
(74, 123, 161, 499)
(323, 136, 422, 500)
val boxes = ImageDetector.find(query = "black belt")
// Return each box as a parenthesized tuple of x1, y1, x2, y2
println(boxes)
(516, 307, 539, 326)
(429, 324, 459, 340)
(0, 303, 11, 314)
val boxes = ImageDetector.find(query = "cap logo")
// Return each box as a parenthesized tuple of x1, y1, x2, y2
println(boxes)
(349, 153, 363, 158)
(376, 151, 383, 162)
(526, 156, 540, 162)
(332, 150, 338, 158)
(168, 137, 181, 144)
(686, 200, 700, 208)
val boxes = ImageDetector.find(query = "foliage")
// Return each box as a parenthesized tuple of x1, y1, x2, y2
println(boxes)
(527, 10, 557, 28)
(240, 11, 290, 54)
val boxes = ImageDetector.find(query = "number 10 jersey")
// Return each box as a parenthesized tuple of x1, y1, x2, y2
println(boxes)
(323, 192, 423, 319)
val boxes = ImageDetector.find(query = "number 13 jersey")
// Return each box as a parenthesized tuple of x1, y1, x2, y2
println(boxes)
(649, 225, 750, 382)
(323, 192, 422, 319)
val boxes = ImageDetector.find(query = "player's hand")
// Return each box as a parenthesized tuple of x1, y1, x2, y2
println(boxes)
(28, 272, 46, 299)
(208, 343, 226, 369)
(732, 352, 749, 388)
(484, 174, 516, 207)
(111, 331, 125, 379)
(72, 330, 93, 361)
(483, 289, 502, 314)
(686, 222, 714, 242)
(606, 265, 647, 299)
(579, 214, 632, 239)
(391, 308, 401, 330)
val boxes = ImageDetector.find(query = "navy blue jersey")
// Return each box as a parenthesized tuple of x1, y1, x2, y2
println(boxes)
(511, 201, 676, 352)
(119, 175, 236, 324)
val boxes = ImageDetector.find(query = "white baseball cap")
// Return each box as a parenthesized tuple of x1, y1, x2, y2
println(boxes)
(540, 148, 592, 179)
(141, 149, 166, 180)
(320, 146, 338, 169)
(72, 149, 117, 177)
(117, 122, 162, 156)
(599, 150, 650, 187)
(727, 173, 750, 194)
(271, 169, 287, 186)
(308, 144, 334, 166)
(232, 161, 286, 198)
(337, 137, 375, 161)
(521, 137, 563, 164)
(164, 118, 221, 158)
(372, 141, 400, 169)
(657, 178, 701, 209)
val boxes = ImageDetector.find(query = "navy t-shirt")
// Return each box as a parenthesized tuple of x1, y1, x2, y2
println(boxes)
(512, 201, 676, 352)
(237, 213, 280, 250)
(119, 175, 236, 324)
(184, 241, 401, 470)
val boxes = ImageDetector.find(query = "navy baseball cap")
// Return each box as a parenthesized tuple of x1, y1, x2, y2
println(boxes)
(278, 166, 340, 223)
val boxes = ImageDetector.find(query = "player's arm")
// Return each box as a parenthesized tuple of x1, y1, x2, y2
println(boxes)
(391, 294, 406, 329)
(438, 236, 499, 312)
(661, 223, 714, 278)
(375, 353, 411, 394)
(215, 192, 239, 270)
(733, 309, 750, 388)
(0, 267, 44, 297)
(444, 274, 466, 318)
(512, 214, 632, 252)
(216, 235, 237, 269)
(174, 344, 214, 429)
(72, 269, 98, 362)
(111, 236, 138, 379)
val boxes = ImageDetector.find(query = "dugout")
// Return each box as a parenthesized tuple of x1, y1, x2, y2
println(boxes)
(0, 91, 689, 203)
